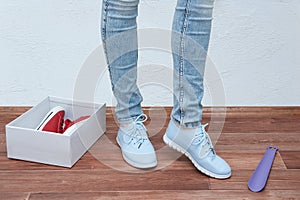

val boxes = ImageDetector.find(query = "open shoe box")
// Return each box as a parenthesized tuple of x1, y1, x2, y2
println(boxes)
(5, 96, 106, 168)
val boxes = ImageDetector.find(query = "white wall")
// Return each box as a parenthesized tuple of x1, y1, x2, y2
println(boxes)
(1, 0, 300, 106)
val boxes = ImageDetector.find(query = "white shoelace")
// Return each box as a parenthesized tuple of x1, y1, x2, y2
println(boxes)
(193, 123, 216, 159)
(128, 114, 148, 148)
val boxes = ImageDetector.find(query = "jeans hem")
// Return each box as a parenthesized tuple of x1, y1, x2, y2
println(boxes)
(171, 116, 201, 129)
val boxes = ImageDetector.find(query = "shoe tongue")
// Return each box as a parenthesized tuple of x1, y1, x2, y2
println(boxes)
(120, 122, 148, 138)
(196, 127, 216, 159)
(199, 143, 214, 159)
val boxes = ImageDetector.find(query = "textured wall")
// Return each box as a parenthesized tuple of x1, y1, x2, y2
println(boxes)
(1, 0, 300, 106)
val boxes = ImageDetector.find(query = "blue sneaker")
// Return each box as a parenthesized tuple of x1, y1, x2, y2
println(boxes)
(163, 119, 231, 179)
(116, 114, 157, 169)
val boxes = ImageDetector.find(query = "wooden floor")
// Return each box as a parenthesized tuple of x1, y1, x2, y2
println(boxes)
(0, 107, 300, 200)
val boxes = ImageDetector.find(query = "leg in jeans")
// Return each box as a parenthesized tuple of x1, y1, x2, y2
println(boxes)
(101, 0, 157, 169)
(101, 0, 143, 124)
(172, 0, 215, 128)
(164, 0, 231, 179)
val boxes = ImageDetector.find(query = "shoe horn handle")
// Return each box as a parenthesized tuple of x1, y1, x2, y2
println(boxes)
(248, 146, 278, 192)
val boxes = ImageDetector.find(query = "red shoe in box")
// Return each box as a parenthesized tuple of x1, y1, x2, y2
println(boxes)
(63, 116, 90, 135)
(36, 106, 65, 133)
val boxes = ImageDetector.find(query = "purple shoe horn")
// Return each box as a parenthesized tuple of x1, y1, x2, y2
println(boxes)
(248, 146, 278, 192)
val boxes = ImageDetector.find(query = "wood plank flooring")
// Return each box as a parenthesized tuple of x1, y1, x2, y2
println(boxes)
(0, 107, 299, 200)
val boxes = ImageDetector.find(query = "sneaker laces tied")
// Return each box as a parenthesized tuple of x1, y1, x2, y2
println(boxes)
(194, 123, 216, 159)
(130, 114, 148, 148)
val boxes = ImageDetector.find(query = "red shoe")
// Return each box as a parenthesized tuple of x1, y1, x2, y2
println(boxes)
(36, 106, 65, 133)
(63, 116, 90, 135)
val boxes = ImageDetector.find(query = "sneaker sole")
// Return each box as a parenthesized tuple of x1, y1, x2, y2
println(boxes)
(116, 137, 157, 169)
(163, 134, 231, 179)
(36, 106, 65, 131)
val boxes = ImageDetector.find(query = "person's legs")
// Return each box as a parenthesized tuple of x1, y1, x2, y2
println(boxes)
(101, 0, 143, 124)
(164, 0, 231, 179)
(101, 0, 157, 168)
(171, 0, 214, 128)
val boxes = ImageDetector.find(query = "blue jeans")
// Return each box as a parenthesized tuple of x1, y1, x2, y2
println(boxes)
(101, 0, 215, 128)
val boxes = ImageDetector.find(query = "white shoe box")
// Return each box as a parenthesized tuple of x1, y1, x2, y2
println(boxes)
(5, 96, 106, 168)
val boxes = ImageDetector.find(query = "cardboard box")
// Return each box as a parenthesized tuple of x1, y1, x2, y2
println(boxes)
(5, 96, 106, 168)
